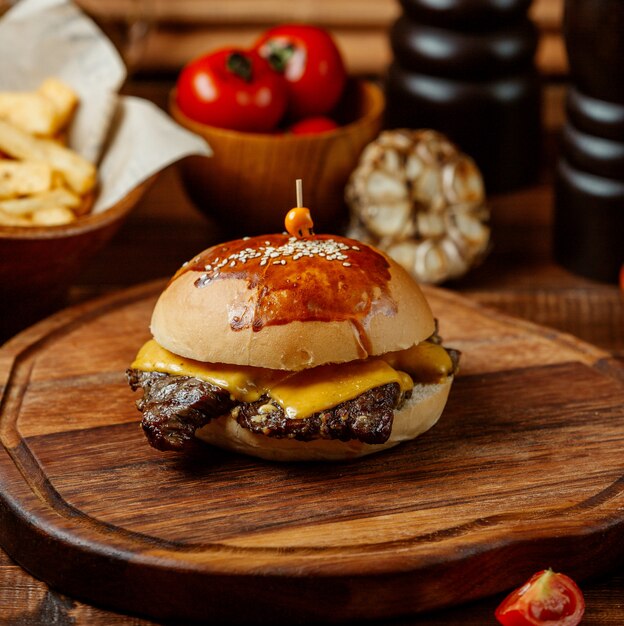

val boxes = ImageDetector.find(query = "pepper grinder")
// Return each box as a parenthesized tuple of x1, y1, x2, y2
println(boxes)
(385, 0, 541, 193)
(553, 0, 624, 283)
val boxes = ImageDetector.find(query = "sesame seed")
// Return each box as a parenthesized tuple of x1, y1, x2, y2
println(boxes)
(196, 238, 361, 282)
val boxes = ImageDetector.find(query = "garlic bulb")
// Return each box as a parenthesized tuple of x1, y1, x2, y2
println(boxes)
(346, 129, 490, 284)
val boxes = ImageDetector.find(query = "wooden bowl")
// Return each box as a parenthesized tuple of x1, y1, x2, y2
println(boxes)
(0, 178, 155, 338)
(170, 79, 384, 236)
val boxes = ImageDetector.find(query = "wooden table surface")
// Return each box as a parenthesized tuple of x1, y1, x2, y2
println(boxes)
(1, 78, 623, 625)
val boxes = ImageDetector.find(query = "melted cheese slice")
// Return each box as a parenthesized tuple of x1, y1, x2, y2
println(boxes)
(269, 360, 413, 419)
(132, 339, 452, 419)
(384, 342, 454, 384)
(131, 340, 288, 403)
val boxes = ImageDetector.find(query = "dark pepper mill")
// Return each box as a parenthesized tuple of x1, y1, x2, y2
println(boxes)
(553, 0, 624, 283)
(385, 0, 541, 193)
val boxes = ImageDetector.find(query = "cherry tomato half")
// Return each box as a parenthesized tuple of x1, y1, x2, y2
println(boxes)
(289, 116, 339, 135)
(175, 48, 288, 132)
(495, 569, 585, 626)
(255, 24, 347, 119)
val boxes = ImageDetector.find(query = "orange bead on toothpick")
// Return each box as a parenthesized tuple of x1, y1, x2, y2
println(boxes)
(285, 179, 314, 238)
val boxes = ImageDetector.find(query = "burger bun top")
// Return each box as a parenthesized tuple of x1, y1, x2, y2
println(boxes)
(151, 234, 435, 370)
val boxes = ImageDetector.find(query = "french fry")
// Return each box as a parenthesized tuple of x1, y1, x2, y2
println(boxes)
(0, 187, 82, 216)
(0, 209, 32, 226)
(0, 159, 53, 199)
(30, 205, 75, 226)
(0, 119, 96, 195)
(73, 190, 96, 217)
(0, 92, 58, 136)
(0, 79, 78, 137)
(38, 78, 78, 130)
(50, 170, 67, 189)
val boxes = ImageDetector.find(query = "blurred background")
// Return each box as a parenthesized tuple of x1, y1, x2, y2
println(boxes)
(75, 0, 569, 149)
(73, 0, 566, 79)
(1, 0, 587, 339)
(69, 0, 570, 276)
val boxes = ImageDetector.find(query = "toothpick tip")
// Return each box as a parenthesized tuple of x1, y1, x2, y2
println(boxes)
(296, 179, 303, 208)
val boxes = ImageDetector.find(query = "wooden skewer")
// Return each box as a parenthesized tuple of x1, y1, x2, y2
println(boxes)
(296, 179, 303, 208)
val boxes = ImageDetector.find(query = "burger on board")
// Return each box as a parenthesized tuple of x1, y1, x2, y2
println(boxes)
(127, 200, 459, 461)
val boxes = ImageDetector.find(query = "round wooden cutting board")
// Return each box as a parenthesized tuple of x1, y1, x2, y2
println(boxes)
(1, 281, 623, 624)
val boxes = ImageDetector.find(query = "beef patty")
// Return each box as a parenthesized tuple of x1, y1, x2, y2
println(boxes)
(127, 369, 408, 452)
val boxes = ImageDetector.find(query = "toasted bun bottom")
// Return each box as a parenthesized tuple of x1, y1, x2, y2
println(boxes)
(195, 377, 452, 461)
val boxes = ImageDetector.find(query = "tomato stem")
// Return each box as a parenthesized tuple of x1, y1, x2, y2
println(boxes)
(226, 53, 253, 82)
(265, 43, 295, 73)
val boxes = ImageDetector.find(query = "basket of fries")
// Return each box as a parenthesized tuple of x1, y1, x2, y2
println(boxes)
(0, 77, 143, 334)
(0, 0, 210, 337)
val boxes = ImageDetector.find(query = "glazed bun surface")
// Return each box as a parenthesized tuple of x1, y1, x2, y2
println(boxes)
(151, 234, 435, 370)
(195, 377, 452, 461)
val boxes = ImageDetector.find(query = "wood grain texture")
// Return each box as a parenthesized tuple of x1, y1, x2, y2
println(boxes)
(1, 282, 624, 624)
(76, 0, 567, 77)
(78, 0, 562, 30)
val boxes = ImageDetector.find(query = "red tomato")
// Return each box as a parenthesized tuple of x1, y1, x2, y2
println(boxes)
(289, 116, 339, 135)
(175, 48, 288, 132)
(255, 25, 347, 119)
(495, 569, 585, 626)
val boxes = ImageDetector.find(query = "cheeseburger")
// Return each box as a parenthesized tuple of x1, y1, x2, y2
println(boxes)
(127, 210, 458, 461)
